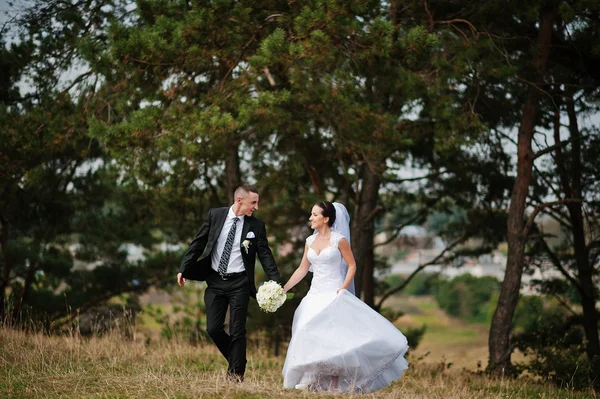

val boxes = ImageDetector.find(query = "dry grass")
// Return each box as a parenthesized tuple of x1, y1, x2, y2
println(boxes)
(0, 327, 596, 399)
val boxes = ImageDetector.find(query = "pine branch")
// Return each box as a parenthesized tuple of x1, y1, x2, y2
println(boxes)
(531, 164, 563, 201)
(60, 71, 94, 95)
(526, 197, 571, 229)
(523, 199, 582, 237)
(516, 76, 558, 110)
(537, 236, 582, 294)
(533, 133, 585, 161)
(263, 66, 276, 87)
(366, 205, 384, 223)
(373, 212, 425, 249)
(383, 170, 451, 183)
(375, 234, 468, 310)
(435, 18, 479, 40)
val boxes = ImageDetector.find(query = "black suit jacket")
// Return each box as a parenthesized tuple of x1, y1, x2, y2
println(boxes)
(179, 207, 281, 297)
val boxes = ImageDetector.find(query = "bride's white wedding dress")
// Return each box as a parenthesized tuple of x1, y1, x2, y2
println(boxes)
(282, 232, 409, 393)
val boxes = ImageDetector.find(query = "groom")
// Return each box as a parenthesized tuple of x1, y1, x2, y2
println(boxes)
(177, 183, 281, 381)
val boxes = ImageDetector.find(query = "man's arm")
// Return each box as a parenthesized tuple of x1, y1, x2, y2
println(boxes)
(179, 208, 212, 274)
(256, 223, 281, 283)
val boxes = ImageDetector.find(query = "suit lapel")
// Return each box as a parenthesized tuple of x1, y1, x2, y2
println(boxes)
(240, 216, 252, 251)
(212, 208, 228, 244)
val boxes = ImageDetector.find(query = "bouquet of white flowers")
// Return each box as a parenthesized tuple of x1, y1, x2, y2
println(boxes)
(256, 281, 287, 313)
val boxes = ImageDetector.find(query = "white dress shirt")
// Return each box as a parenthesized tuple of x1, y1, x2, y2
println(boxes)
(211, 207, 246, 274)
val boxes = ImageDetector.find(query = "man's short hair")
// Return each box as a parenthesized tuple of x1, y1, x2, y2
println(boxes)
(234, 183, 258, 199)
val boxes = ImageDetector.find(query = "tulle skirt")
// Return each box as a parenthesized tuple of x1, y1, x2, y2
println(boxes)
(282, 289, 409, 393)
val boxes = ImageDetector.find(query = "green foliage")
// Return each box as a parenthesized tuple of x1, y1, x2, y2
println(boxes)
(403, 324, 427, 351)
(1, 20, 183, 326)
(404, 273, 439, 297)
(379, 305, 405, 322)
(514, 297, 594, 389)
(433, 275, 501, 324)
(5, 0, 513, 338)
(381, 273, 438, 297)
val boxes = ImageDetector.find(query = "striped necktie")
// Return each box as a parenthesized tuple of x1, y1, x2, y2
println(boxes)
(218, 217, 239, 275)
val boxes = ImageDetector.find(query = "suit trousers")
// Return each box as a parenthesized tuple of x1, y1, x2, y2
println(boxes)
(204, 270, 250, 378)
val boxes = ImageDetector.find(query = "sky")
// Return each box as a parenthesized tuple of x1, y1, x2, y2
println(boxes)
(0, 0, 30, 45)
(0, 0, 25, 26)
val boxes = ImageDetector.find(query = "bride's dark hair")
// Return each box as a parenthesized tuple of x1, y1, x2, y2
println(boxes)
(315, 201, 336, 227)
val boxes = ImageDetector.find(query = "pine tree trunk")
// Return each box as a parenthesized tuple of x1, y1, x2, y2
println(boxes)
(564, 94, 600, 390)
(351, 164, 380, 306)
(225, 145, 241, 203)
(488, 6, 557, 375)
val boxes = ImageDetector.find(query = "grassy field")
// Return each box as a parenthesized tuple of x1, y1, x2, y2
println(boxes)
(388, 295, 492, 371)
(0, 326, 597, 399)
(1, 294, 597, 398)
(387, 295, 530, 371)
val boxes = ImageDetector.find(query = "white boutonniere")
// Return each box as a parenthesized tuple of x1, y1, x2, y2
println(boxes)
(242, 239, 251, 253)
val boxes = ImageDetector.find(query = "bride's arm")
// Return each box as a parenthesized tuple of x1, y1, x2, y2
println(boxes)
(283, 244, 311, 293)
(338, 238, 357, 290)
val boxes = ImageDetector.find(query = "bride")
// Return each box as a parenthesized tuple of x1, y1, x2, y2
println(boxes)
(282, 201, 409, 393)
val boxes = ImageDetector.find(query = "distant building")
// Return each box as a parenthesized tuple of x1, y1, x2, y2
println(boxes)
(377, 225, 564, 294)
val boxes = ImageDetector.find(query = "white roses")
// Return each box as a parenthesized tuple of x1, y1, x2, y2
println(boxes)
(256, 281, 287, 313)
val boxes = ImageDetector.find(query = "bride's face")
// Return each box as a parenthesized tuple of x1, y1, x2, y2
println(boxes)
(309, 205, 329, 230)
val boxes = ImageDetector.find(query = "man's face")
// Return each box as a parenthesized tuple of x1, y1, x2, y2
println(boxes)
(238, 192, 259, 216)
